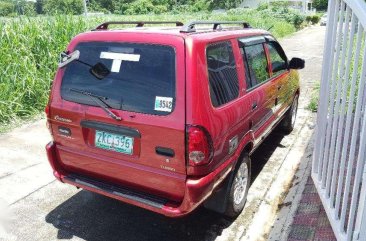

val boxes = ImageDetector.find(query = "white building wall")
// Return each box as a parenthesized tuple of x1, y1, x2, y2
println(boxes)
(240, 0, 312, 12)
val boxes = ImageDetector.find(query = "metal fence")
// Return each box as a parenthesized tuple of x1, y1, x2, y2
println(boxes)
(312, 0, 366, 240)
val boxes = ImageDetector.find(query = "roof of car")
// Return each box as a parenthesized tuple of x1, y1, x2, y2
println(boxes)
(81, 21, 271, 41)
(86, 27, 270, 40)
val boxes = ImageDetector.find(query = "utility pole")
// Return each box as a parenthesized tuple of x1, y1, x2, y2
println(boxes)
(83, 0, 88, 16)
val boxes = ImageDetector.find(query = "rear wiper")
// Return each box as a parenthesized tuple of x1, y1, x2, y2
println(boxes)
(69, 88, 122, 121)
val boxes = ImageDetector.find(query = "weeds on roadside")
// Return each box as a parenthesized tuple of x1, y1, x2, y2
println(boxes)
(308, 82, 320, 112)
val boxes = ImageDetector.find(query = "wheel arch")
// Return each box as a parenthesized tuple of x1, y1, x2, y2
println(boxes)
(203, 137, 253, 214)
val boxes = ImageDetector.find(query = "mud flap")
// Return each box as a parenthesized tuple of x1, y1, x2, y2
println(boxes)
(203, 169, 236, 214)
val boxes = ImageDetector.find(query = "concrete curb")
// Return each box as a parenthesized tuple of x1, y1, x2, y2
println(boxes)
(267, 132, 314, 241)
(243, 113, 315, 241)
(216, 109, 316, 241)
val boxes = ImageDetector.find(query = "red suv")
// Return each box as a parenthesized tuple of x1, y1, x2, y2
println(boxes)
(45, 21, 304, 217)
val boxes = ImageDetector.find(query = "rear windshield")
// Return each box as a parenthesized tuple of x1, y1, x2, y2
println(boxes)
(61, 42, 176, 116)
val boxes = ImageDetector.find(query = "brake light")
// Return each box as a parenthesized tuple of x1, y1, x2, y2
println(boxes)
(187, 125, 214, 166)
(44, 105, 53, 134)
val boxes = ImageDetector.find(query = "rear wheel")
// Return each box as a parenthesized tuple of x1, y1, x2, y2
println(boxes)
(280, 95, 299, 134)
(224, 153, 251, 218)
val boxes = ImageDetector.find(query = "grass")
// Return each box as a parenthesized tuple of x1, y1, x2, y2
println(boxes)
(308, 82, 320, 112)
(0, 11, 299, 126)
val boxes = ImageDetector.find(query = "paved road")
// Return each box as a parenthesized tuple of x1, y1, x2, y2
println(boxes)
(0, 26, 325, 241)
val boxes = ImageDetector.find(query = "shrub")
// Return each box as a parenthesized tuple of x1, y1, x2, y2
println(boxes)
(171, 4, 192, 13)
(43, 0, 84, 15)
(208, 0, 241, 10)
(270, 1, 290, 11)
(266, 6, 305, 29)
(0, 1, 15, 17)
(313, 0, 328, 11)
(311, 15, 320, 24)
(308, 82, 320, 112)
(281, 10, 305, 29)
(256, 3, 269, 11)
(153, 5, 168, 14)
(20, 1, 37, 16)
(0, 0, 36, 16)
(124, 0, 155, 14)
(88, 2, 110, 14)
(192, 0, 210, 12)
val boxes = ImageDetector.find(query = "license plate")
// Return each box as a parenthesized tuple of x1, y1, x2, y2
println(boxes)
(95, 130, 134, 155)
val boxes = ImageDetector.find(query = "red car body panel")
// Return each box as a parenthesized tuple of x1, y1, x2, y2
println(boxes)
(46, 26, 300, 217)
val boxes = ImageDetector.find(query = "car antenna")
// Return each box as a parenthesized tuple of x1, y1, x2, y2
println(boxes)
(267, 25, 274, 31)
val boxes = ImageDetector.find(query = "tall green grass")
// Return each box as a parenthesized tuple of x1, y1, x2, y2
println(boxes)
(0, 16, 88, 123)
(0, 12, 297, 125)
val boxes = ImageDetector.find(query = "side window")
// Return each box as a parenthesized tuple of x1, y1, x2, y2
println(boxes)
(240, 48, 252, 90)
(244, 43, 270, 89)
(207, 42, 239, 107)
(267, 42, 288, 76)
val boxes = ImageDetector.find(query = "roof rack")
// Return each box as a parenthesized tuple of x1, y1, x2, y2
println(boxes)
(94, 21, 184, 30)
(180, 21, 251, 33)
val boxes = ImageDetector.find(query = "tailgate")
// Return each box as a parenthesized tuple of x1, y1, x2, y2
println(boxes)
(49, 33, 186, 202)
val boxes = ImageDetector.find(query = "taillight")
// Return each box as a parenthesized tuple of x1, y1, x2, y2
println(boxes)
(45, 105, 52, 134)
(187, 125, 214, 166)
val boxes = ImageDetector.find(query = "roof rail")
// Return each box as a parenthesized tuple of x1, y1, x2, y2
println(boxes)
(94, 21, 184, 30)
(180, 21, 251, 33)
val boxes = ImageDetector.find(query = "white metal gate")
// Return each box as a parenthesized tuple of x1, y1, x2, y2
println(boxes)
(312, 0, 366, 240)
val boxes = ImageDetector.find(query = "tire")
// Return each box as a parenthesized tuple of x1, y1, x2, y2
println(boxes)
(280, 95, 299, 134)
(224, 153, 251, 218)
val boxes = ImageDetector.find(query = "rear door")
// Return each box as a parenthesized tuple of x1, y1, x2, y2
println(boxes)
(49, 33, 186, 202)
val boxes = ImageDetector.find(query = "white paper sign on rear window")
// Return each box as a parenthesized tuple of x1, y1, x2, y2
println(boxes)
(100, 52, 140, 73)
(154, 96, 173, 112)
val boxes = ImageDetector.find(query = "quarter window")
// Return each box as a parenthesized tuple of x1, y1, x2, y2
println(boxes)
(207, 42, 239, 107)
(244, 44, 270, 89)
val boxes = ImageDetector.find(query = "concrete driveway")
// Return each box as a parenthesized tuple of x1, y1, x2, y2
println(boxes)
(0, 26, 325, 241)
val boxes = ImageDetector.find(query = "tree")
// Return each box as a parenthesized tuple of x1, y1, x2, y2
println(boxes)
(36, 0, 43, 14)
(43, 0, 84, 15)
(313, 0, 328, 11)
(207, 0, 241, 10)
(0, 0, 36, 16)
(17, 0, 37, 16)
(0, 1, 15, 16)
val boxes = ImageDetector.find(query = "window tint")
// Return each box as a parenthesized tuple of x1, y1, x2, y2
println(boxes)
(61, 42, 175, 116)
(207, 42, 239, 107)
(244, 44, 269, 89)
(267, 42, 288, 76)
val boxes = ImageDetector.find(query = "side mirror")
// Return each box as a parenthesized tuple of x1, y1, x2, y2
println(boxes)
(272, 61, 287, 73)
(289, 57, 305, 69)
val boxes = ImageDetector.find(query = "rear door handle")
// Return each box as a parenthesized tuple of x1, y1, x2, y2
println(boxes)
(252, 102, 258, 110)
(156, 147, 175, 157)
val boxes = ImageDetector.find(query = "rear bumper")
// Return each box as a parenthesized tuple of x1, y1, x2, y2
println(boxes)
(46, 141, 234, 217)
